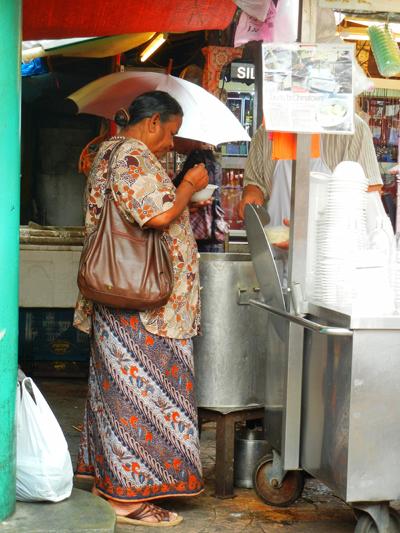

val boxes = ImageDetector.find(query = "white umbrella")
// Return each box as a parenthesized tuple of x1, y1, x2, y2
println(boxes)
(68, 71, 251, 146)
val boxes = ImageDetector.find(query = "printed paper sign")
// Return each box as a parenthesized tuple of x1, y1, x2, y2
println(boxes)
(262, 43, 355, 134)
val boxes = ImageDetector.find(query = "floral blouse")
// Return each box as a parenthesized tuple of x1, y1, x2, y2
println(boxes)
(74, 138, 200, 340)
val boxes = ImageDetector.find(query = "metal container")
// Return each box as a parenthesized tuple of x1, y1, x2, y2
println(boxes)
(245, 204, 400, 529)
(234, 428, 269, 488)
(301, 305, 400, 503)
(194, 253, 267, 409)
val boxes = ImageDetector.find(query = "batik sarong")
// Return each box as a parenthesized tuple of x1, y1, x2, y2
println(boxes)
(76, 304, 203, 502)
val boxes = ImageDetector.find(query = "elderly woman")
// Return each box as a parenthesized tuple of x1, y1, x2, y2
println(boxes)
(74, 91, 208, 527)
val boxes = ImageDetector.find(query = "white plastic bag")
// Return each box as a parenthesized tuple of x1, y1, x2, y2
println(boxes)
(316, 8, 374, 96)
(16, 377, 73, 502)
(234, 10, 274, 47)
(270, 0, 299, 43)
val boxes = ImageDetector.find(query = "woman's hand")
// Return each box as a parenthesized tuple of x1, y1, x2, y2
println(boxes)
(145, 165, 208, 229)
(183, 163, 209, 192)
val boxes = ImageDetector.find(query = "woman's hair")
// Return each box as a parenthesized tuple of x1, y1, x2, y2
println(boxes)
(114, 90, 183, 128)
(173, 149, 216, 187)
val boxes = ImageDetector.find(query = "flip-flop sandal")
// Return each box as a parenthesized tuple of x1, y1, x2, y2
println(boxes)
(116, 502, 183, 528)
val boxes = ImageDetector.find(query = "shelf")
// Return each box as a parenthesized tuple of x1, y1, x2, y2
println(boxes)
(220, 156, 247, 169)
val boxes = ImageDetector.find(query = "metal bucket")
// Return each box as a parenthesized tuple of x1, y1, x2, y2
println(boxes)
(194, 253, 268, 409)
(234, 428, 269, 488)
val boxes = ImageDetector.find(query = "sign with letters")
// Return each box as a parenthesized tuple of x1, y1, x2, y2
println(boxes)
(262, 43, 355, 134)
(231, 62, 255, 82)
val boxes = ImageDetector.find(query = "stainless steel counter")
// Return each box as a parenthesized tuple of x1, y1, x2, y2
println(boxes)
(307, 302, 400, 330)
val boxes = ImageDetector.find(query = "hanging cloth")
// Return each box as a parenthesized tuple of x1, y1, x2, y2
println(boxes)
(271, 132, 321, 160)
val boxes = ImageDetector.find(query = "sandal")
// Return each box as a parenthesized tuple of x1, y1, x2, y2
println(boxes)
(116, 502, 183, 528)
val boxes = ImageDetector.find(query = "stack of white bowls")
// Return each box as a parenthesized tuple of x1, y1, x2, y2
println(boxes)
(312, 162, 368, 309)
(305, 171, 330, 300)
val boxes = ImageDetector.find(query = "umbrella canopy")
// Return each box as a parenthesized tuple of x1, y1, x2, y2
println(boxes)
(68, 71, 251, 146)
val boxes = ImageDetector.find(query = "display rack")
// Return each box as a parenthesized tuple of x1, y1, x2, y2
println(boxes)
(359, 90, 400, 229)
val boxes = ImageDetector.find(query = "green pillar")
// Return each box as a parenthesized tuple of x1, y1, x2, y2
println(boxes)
(0, 0, 21, 521)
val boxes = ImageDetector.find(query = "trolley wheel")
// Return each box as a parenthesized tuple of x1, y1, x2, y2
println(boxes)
(252, 454, 304, 507)
(354, 509, 400, 532)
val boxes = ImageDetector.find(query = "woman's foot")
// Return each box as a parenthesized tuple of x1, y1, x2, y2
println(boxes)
(91, 486, 182, 527)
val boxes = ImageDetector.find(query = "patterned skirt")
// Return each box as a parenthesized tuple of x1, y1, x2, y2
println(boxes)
(75, 305, 203, 502)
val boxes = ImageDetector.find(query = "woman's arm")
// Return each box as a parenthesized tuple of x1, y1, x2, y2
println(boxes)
(145, 164, 209, 229)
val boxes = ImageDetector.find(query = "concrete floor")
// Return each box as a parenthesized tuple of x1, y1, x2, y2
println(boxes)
(31, 378, 396, 533)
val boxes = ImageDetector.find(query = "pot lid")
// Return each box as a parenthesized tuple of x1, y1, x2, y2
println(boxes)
(245, 204, 287, 339)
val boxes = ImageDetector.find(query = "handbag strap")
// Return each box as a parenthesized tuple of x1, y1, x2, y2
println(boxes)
(104, 139, 126, 198)
(87, 139, 125, 231)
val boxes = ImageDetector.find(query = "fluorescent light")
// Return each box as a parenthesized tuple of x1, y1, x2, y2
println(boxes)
(338, 27, 400, 42)
(140, 33, 166, 63)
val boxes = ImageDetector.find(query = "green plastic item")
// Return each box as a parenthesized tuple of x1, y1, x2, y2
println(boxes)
(368, 25, 400, 78)
(0, 0, 22, 522)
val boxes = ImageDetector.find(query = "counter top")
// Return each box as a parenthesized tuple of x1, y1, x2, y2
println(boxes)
(307, 302, 400, 330)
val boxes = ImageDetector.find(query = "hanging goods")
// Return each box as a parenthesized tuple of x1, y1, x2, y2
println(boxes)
(368, 25, 400, 78)
(16, 378, 73, 502)
(78, 141, 174, 310)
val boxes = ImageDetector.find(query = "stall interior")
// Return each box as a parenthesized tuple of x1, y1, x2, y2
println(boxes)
(218, 60, 256, 232)
(358, 89, 400, 230)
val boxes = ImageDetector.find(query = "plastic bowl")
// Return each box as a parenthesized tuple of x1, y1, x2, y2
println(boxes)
(191, 184, 218, 203)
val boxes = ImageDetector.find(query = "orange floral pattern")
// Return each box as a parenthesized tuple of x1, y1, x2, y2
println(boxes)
(76, 305, 203, 502)
(74, 138, 200, 340)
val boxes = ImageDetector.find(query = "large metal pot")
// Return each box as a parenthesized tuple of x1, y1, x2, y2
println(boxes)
(194, 253, 268, 409)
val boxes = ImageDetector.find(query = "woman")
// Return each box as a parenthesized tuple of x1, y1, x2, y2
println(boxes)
(74, 90, 208, 527)
(174, 148, 228, 252)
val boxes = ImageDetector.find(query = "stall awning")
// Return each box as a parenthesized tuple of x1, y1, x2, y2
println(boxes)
(23, 0, 237, 40)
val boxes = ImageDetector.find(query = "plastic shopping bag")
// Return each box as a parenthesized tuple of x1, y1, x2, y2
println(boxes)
(234, 10, 274, 47)
(269, 0, 299, 43)
(16, 377, 73, 502)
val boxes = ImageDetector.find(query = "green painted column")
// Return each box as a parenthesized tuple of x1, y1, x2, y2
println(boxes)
(0, 0, 22, 521)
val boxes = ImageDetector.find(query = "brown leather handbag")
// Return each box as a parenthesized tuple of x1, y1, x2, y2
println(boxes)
(77, 140, 174, 310)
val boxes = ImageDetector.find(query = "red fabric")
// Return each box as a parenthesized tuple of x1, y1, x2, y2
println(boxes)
(23, 0, 237, 39)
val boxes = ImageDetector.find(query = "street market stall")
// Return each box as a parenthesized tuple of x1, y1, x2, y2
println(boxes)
(1, 1, 243, 522)
(240, 2, 400, 531)
(7, 0, 400, 529)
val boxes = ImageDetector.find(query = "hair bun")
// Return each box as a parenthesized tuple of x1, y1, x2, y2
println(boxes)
(114, 108, 130, 127)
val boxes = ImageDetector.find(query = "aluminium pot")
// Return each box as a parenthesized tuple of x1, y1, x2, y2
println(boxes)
(194, 253, 268, 409)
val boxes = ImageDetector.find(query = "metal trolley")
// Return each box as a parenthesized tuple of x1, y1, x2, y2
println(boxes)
(244, 204, 400, 533)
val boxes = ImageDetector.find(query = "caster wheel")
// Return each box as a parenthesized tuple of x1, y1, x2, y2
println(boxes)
(354, 509, 400, 532)
(252, 454, 304, 507)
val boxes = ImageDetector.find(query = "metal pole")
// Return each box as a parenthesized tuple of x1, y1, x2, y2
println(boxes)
(281, 0, 318, 471)
(0, 0, 22, 521)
